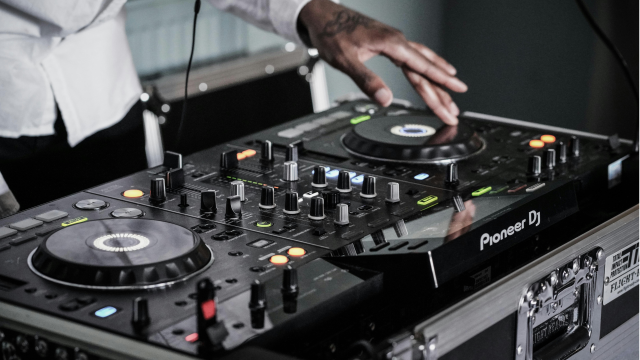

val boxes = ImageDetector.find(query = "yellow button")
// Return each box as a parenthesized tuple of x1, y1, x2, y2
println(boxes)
(242, 149, 256, 157)
(529, 140, 545, 148)
(123, 189, 144, 198)
(270, 255, 289, 265)
(287, 247, 306, 256)
(540, 135, 556, 143)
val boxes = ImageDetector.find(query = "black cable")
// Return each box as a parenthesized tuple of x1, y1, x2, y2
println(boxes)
(575, 0, 639, 152)
(175, 0, 201, 150)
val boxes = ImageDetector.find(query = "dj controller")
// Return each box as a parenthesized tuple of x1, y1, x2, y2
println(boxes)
(0, 100, 637, 360)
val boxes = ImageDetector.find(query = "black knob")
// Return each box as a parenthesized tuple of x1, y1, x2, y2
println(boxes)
(556, 141, 567, 163)
(220, 150, 238, 169)
(284, 191, 300, 214)
(286, 144, 298, 162)
(165, 168, 185, 188)
(261, 140, 273, 162)
(308, 196, 325, 220)
(445, 163, 459, 185)
(163, 151, 183, 169)
(149, 178, 166, 203)
(131, 297, 150, 330)
(259, 186, 276, 209)
(336, 170, 352, 192)
(360, 175, 377, 198)
(282, 265, 298, 295)
(225, 195, 242, 219)
(312, 166, 328, 187)
(200, 190, 217, 215)
(543, 149, 556, 169)
(321, 189, 341, 209)
(570, 136, 580, 157)
(179, 194, 189, 208)
(249, 280, 267, 329)
(528, 155, 541, 175)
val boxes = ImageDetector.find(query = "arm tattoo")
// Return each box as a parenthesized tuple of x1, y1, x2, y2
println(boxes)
(318, 10, 373, 37)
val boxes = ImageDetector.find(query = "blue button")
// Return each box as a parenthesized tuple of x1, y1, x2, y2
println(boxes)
(414, 173, 429, 180)
(349, 172, 357, 178)
(326, 170, 340, 178)
(94, 306, 118, 318)
(352, 175, 364, 184)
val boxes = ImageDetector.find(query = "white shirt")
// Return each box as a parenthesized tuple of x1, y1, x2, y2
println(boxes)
(0, 0, 310, 147)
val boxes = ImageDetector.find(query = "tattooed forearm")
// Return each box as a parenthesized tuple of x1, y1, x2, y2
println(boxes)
(318, 10, 373, 37)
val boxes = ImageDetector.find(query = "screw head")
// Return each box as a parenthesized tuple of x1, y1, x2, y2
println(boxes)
(526, 290, 534, 301)
(584, 256, 592, 268)
(517, 345, 523, 355)
(597, 295, 602, 304)
(552, 302, 558, 310)
(590, 344, 596, 353)
(605, 276, 610, 284)
(572, 259, 580, 274)
(549, 271, 558, 286)
(429, 343, 436, 351)
(561, 269, 570, 282)
(596, 249, 603, 259)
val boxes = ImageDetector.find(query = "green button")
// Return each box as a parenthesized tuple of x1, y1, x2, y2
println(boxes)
(350, 115, 371, 125)
(489, 185, 508, 194)
(61, 217, 88, 227)
(417, 195, 438, 206)
(256, 221, 272, 228)
(472, 186, 492, 197)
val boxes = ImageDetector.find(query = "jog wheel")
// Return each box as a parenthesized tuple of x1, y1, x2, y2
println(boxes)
(341, 114, 484, 163)
(28, 219, 213, 290)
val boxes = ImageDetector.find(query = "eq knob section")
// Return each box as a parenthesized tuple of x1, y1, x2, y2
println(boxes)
(312, 166, 328, 188)
(283, 191, 300, 215)
(259, 186, 276, 209)
(308, 196, 325, 220)
(360, 175, 377, 198)
(336, 170, 352, 193)
(283, 161, 299, 181)
(149, 178, 167, 203)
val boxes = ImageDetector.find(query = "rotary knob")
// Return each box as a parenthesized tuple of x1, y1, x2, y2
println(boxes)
(528, 155, 541, 176)
(336, 170, 352, 193)
(259, 186, 276, 209)
(284, 191, 300, 214)
(360, 175, 377, 198)
(261, 140, 273, 162)
(200, 190, 217, 215)
(282, 265, 298, 296)
(249, 280, 267, 329)
(149, 178, 167, 203)
(334, 203, 350, 225)
(230, 180, 245, 202)
(225, 195, 242, 219)
(385, 182, 400, 203)
(286, 144, 298, 162)
(321, 189, 341, 209)
(308, 196, 325, 220)
(445, 163, 459, 185)
(556, 141, 567, 163)
(283, 161, 299, 181)
(131, 297, 150, 330)
(311, 166, 328, 188)
(570, 136, 580, 157)
(543, 149, 556, 169)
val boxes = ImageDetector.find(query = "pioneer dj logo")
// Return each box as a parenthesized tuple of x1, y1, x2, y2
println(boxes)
(480, 210, 541, 251)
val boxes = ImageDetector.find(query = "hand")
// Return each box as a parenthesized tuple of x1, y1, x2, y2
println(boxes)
(299, 0, 467, 125)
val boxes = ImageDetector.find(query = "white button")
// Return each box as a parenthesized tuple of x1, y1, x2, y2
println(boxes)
(277, 128, 304, 138)
(294, 122, 321, 131)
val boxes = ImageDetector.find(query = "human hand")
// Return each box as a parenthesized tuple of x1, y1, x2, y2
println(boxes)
(298, 0, 467, 125)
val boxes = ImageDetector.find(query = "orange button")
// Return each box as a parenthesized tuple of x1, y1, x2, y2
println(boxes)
(270, 255, 289, 265)
(123, 189, 144, 198)
(242, 149, 257, 157)
(529, 140, 545, 148)
(540, 135, 556, 143)
(287, 247, 306, 256)
(237, 153, 247, 160)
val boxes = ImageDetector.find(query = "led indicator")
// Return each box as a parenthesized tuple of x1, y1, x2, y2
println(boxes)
(287, 247, 306, 256)
(237, 153, 247, 160)
(94, 306, 118, 318)
(326, 170, 340, 178)
(122, 189, 144, 198)
(414, 173, 429, 181)
(185, 333, 199, 342)
(242, 149, 257, 157)
(350, 115, 371, 125)
(529, 140, 545, 148)
(472, 186, 492, 197)
(540, 135, 556, 143)
(417, 195, 438, 206)
(352, 175, 364, 184)
(256, 221, 273, 228)
(270, 255, 289, 265)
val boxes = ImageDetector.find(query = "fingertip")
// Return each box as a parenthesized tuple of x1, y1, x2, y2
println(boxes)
(374, 88, 393, 107)
(450, 101, 460, 116)
(448, 65, 457, 76)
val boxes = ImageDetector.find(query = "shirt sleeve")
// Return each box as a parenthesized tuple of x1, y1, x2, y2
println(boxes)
(207, 0, 311, 45)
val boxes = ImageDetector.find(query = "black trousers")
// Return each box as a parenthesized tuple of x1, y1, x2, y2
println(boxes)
(0, 101, 148, 210)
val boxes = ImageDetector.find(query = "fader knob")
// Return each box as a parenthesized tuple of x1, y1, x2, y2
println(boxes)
(385, 182, 400, 203)
(311, 166, 328, 188)
(283, 191, 300, 214)
(179, 193, 189, 208)
(225, 195, 242, 219)
(336, 170, 352, 193)
(220, 150, 238, 169)
(282, 265, 299, 295)
(149, 178, 167, 203)
(230, 180, 245, 202)
(527, 155, 541, 175)
(543, 149, 556, 169)
(261, 140, 273, 162)
(556, 141, 567, 163)
(249, 280, 267, 329)
(360, 175, 377, 198)
(308, 196, 325, 220)
(570, 136, 580, 157)
(286, 144, 298, 162)
(200, 190, 217, 215)
(131, 297, 150, 330)
(259, 186, 276, 209)
(445, 163, 459, 185)
(334, 203, 350, 225)
(283, 161, 299, 181)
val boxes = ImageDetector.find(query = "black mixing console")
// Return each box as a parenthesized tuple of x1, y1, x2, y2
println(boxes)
(0, 100, 636, 359)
